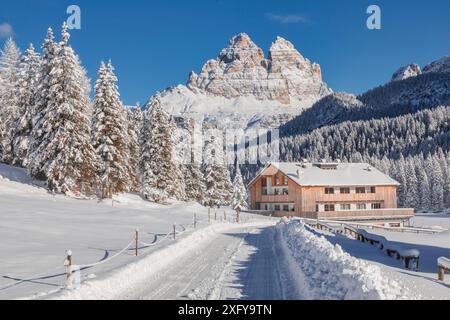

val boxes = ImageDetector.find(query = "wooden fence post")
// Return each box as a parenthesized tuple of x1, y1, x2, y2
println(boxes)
(438, 266, 445, 281)
(208, 207, 211, 224)
(135, 229, 139, 257)
(173, 224, 176, 240)
(224, 211, 226, 221)
(65, 250, 73, 289)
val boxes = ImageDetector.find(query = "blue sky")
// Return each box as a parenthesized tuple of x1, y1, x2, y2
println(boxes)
(1, 0, 449, 105)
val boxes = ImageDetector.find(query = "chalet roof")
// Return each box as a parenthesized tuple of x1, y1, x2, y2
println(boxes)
(250, 162, 400, 187)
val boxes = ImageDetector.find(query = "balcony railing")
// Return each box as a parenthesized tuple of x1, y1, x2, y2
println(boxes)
(260, 195, 291, 203)
(304, 208, 415, 220)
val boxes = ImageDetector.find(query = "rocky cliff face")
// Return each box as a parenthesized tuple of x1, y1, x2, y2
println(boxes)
(391, 64, 422, 82)
(186, 33, 331, 108)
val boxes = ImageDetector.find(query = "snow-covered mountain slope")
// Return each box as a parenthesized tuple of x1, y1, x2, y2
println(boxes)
(281, 92, 366, 136)
(155, 33, 331, 129)
(423, 56, 450, 74)
(361, 71, 450, 110)
(281, 55, 450, 137)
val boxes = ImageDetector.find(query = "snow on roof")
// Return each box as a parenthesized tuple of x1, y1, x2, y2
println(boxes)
(253, 162, 399, 187)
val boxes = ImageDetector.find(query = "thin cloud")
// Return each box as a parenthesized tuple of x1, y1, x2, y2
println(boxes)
(0, 23, 13, 38)
(266, 13, 309, 24)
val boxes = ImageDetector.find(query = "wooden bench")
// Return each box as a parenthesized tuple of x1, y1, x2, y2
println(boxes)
(438, 257, 450, 281)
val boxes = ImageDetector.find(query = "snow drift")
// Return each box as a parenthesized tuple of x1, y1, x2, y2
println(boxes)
(277, 219, 418, 300)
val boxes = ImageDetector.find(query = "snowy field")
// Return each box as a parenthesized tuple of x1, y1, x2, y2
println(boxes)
(0, 164, 264, 299)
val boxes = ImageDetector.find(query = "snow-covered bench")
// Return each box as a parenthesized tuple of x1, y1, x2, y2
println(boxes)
(438, 257, 450, 281)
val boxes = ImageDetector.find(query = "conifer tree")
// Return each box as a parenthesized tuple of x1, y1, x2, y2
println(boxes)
(125, 105, 142, 192)
(28, 27, 57, 178)
(140, 96, 181, 203)
(202, 133, 233, 207)
(404, 158, 419, 209)
(12, 44, 41, 167)
(428, 157, 444, 212)
(28, 23, 98, 195)
(92, 61, 130, 197)
(232, 166, 248, 208)
(0, 38, 21, 163)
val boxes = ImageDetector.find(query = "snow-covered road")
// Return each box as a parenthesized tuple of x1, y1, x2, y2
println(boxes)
(106, 225, 295, 300)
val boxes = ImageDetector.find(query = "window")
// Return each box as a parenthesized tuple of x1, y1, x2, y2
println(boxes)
(264, 204, 268, 210)
(371, 203, 382, 209)
(340, 204, 351, 210)
(316, 205, 319, 212)
(325, 187, 335, 194)
(282, 175, 288, 185)
(275, 205, 281, 211)
(370, 187, 376, 194)
(324, 204, 335, 212)
(274, 175, 280, 186)
(340, 187, 350, 194)
(262, 188, 268, 195)
(261, 178, 267, 187)
(283, 205, 289, 212)
(282, 188, 289, 195)
(356, 187, 366, 194)
(356, 203, 366, 210)
(274, 189, 280, 195)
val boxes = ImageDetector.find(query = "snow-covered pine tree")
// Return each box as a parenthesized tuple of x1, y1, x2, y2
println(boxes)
(0, 116, 4, 159)
(11, 44, 41, 167)
(140, 96, 181, 203)
(183, 163, 205, 203)
(0, 38, 21, 164)
(404, 157, 419, 209)
(202, 132, 233, 207)
(125, 105, 142, 192)
(437, 150, 450, 208)
(28, 23, 99, 195)
(416, 161, 431, 211)
(28, 28, 57, 178)
(393, 156, 408, 207)
(92, 61, 131, 197)
(428, 156, 444, 212)
(232, 166, 248, 209)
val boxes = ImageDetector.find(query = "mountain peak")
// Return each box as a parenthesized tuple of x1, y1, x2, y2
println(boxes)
(228, 33, 254, 48)
(270, 36, 296, 51)
(391, 64, 422, 82)
(187, 33, 330, 106)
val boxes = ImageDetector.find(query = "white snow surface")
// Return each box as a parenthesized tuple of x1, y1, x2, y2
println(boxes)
(277, 219, 418, 300)
(311, 215, 450, 299)
(159, 85, 298, 129)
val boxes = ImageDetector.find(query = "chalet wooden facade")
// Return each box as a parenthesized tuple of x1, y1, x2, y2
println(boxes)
(248, 162, 414, 227)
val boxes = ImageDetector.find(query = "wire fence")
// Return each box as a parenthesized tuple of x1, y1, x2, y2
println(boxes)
(0, 209, 251, 295)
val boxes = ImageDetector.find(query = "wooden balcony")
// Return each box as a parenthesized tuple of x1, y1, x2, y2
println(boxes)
(303, 208, 415, 221)
(260, 195, 291, 203)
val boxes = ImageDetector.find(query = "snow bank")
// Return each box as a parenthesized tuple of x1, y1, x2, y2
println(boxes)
(277, 219, 418, 300)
